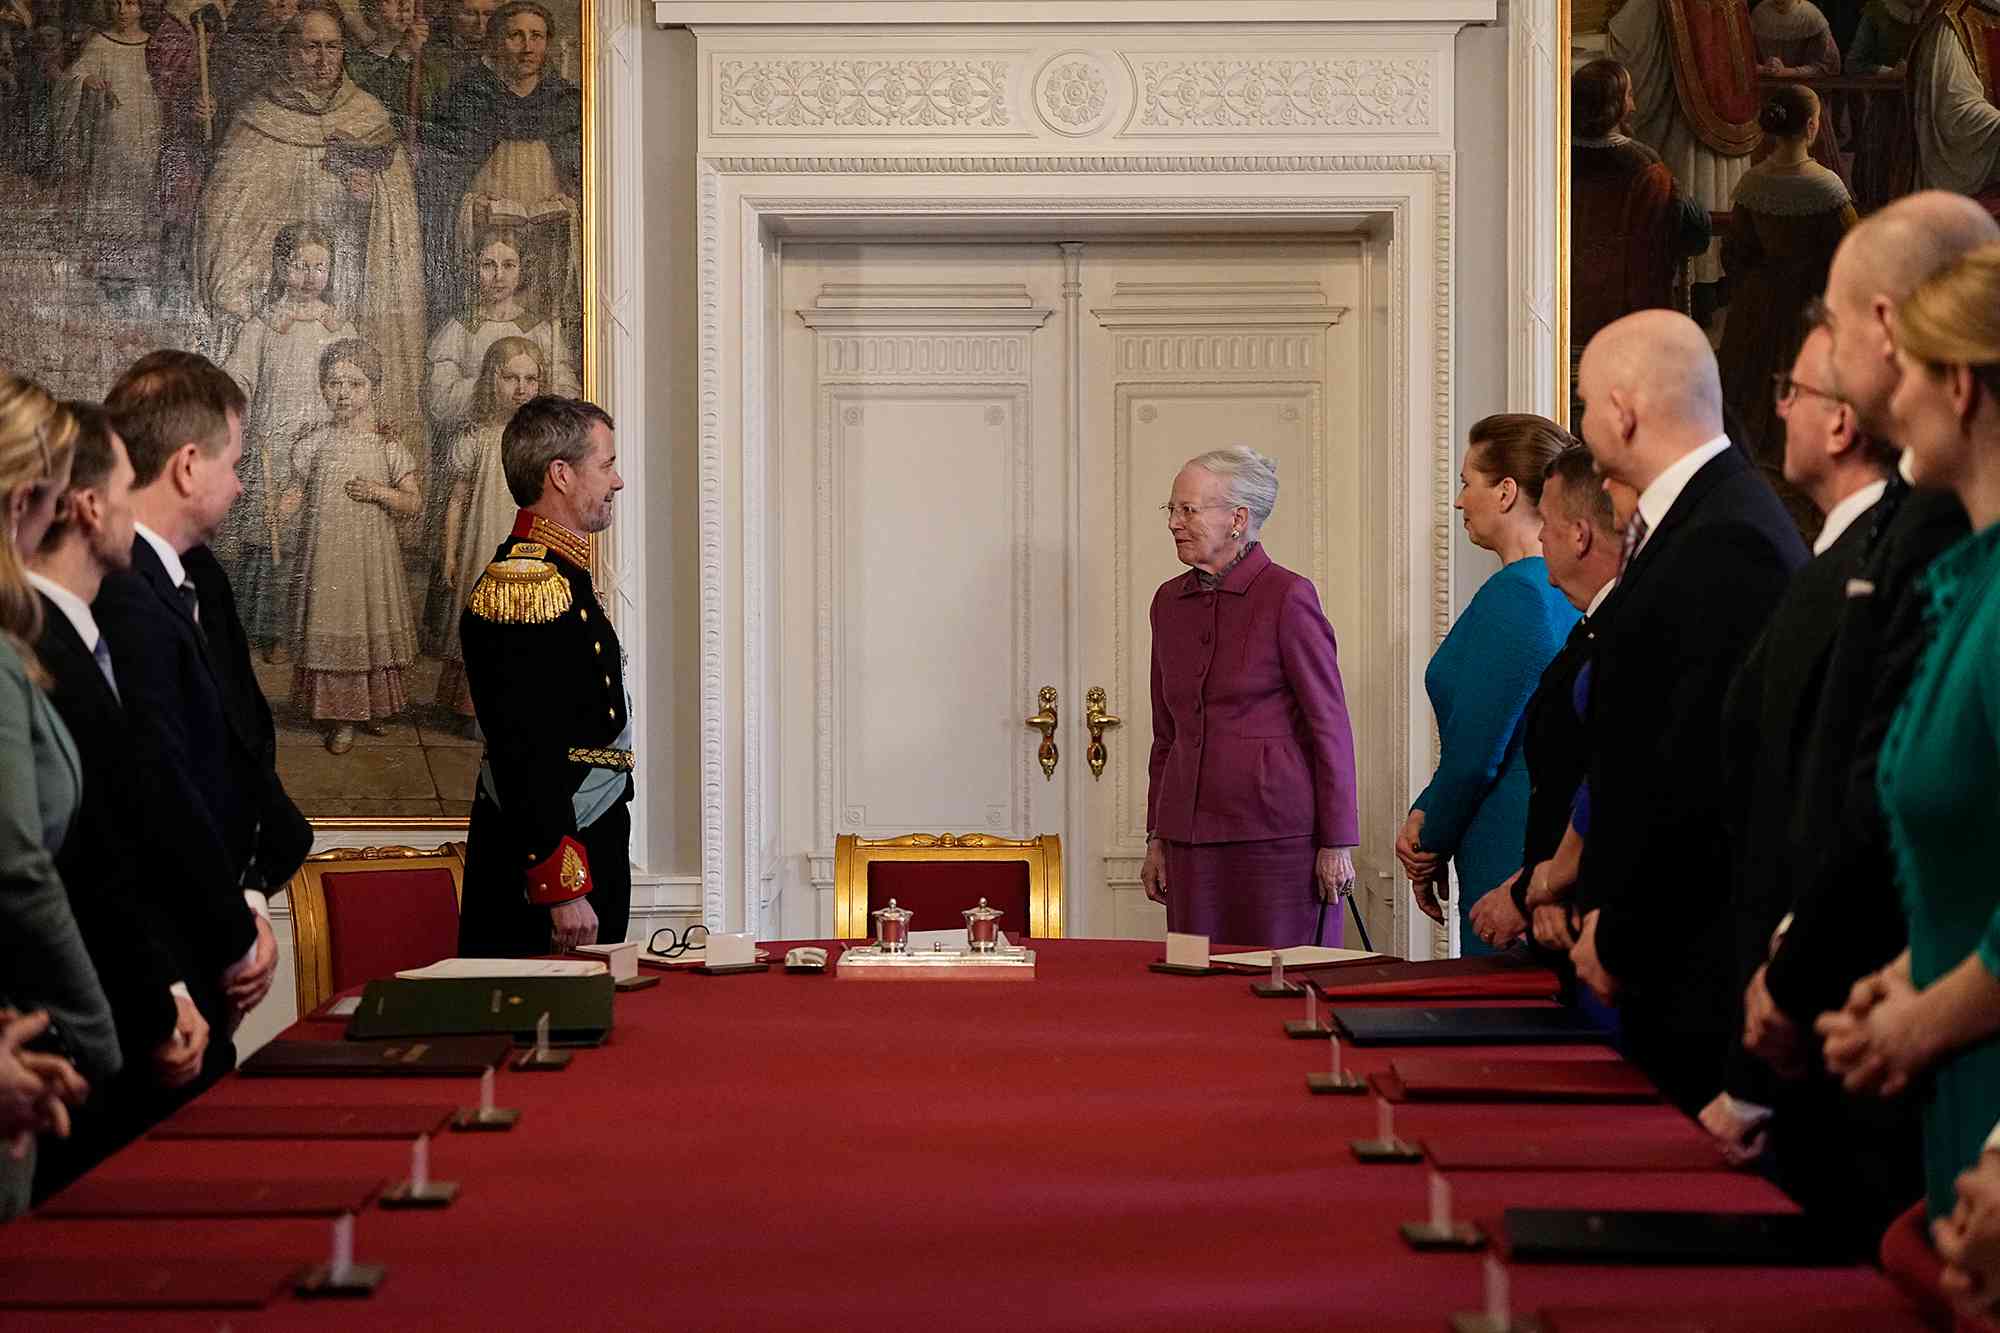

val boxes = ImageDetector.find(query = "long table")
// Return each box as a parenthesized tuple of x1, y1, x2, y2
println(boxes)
(6, 941, 1933, 1331)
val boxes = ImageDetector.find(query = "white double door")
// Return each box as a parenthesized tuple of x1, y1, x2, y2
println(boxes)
(776, 237, 1382, 940)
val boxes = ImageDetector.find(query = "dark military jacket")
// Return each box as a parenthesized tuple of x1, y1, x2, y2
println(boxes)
(459, 511, 630, 895)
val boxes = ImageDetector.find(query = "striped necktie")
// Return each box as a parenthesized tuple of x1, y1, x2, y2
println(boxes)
(1617, 513, 1649, 577)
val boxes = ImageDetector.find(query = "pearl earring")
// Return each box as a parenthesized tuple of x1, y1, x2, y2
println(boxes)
(1229, 529, 1240, 540)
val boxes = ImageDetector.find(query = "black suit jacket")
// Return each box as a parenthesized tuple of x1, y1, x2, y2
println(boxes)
(92, 537, 261, 977)
(1764, 483, 1971, 1022)
(1716, 494, 1885, 1100)
(1580, 447, 1808, 1059)
(1508, 610, 1600, 969)
(32, 595, 184, 1060)
(183, 545, 311, 895)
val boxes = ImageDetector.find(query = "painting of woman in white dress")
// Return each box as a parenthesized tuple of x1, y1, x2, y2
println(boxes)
(432, 332, 542, 727)
(220, 220, 357, 661)
(280, 337, 421, 754)
(53, 0, 159, 277)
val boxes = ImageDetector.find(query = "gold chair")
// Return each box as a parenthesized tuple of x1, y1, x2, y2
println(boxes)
(832, 833, 1063, 940)
(287, 843, 467, 1016)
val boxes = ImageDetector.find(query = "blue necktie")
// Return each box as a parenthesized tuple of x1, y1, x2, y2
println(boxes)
(92, 636, 120, 704)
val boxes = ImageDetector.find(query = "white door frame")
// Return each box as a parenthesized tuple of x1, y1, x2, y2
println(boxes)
(697, 160, 1458, 959)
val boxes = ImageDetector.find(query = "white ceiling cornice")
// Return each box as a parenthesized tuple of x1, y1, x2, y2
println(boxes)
(657, 2, 1497, 29)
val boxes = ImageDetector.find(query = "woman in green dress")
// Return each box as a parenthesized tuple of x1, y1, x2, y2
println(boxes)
(1818, 243, 2000, 1223)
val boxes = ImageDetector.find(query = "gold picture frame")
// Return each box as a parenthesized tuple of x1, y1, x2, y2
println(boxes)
(0, 0, 602, 830)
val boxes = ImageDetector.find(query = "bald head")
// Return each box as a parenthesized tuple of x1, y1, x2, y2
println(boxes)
(1575, 310, 1725, 490)
(1832, 191, 1999, 307)
(1824, 192, 1999, 436)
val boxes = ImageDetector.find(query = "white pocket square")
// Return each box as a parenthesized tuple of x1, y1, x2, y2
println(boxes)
(1845, 578, 1876, 598)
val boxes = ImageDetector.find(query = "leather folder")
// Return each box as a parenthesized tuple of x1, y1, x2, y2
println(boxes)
(1503, 1208, 1853, 1266)
(1423, 1138, 1730, 1172)
(1331, 1006, 1611, 1046)
(0, 1260, 300, 1309)
(240, 1035, 514, 1076)
(345, 975, 615, 1046)
(151, 1104, 455, 1139)
(1308, 955, 1560, 1000)
(37, 1177, 382, 1218)
(1389, 1057, 1660, 1102)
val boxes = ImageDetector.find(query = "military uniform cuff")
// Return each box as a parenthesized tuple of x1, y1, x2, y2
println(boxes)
(525, 836, 592, 907)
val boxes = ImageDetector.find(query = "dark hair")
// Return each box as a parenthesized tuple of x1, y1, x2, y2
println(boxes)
(502, 395, 613, 507)
(266, 221, 337, 308)
(1758, 84, 1819, 139)
(319, 337, 383, 387)
(39, 402, 121, 552)
(486, 0, 552, 48)
(1541, 445, 1618, 535)
(1572, 59, 1631, 140)
(466, 224, 545, 326)
(1466, 413, 1575, 508)
(106, 349, 246, 487)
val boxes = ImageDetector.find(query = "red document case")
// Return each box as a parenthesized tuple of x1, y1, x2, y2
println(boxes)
(1390, 1057, 1661, 1102)
(1307, 955, 1560, 1000)
(0, 1260, 300, 1309)
(151, 1103, 455, 1139)
(35, 1177, 383, 1218)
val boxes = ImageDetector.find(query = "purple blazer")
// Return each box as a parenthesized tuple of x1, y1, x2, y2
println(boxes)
(1146, 544, 1360, 847)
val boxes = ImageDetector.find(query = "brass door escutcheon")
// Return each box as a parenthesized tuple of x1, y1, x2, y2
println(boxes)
(1084, 686, 1121, 781)
(1025, 686, 1059, 781)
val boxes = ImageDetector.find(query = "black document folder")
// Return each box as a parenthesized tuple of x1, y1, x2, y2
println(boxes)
(1503, 1208, 1854, 1266)
(345, 975, 615, 1046)
(239, 1035, 513, 1077)
(1329, 1005, 1611, 1046)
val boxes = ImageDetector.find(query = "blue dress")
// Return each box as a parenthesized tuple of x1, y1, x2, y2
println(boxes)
(1414, 557, 1580, 954)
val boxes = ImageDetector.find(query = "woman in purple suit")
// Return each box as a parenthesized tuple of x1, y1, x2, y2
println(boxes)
(1139, 447, 1361, 947)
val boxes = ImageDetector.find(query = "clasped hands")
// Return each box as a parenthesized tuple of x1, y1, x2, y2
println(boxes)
(1139, 840, 1354, 906)
(1395, 810, 1444, 922)
(0, 1011, 89, 1159)
(1816, 952, 1931, 1098)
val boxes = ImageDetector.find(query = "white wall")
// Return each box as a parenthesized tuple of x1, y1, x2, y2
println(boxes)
(1454, 8, 1510, 608)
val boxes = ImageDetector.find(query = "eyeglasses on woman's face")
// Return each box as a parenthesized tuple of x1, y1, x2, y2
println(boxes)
(1159, 501, 1231, 524)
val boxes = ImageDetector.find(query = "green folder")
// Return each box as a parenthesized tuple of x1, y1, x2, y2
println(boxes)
(344, 975, 615, 1047)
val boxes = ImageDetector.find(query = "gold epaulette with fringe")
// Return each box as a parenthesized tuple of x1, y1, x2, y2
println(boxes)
(468, 556, 572, 624)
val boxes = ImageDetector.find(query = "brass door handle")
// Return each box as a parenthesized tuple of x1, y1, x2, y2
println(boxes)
(1025, 685, 1059, 781)
(1084, 686, 1121, 781)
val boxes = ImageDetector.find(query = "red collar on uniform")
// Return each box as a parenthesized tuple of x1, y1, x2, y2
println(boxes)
(512, 510, 590, 568)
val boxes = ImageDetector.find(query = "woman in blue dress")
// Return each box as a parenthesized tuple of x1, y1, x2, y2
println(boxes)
(1397, 415, 1582, 955)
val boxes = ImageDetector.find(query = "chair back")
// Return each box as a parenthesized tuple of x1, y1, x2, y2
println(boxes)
(832, 833, 1063, 940)
(287, 843, 466, 1015)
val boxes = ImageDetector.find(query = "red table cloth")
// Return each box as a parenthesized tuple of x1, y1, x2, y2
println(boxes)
(5, 941, 1931, 1331)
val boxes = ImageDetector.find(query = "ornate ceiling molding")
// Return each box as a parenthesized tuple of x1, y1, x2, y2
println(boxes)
(658, 1, 1494, 24)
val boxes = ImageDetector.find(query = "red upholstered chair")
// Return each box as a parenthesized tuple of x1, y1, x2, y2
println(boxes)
(287, 843, 466, 1015)
(832, 833, 1063, 940)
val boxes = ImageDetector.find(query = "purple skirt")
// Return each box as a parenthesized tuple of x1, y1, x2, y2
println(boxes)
(1161, 836, 1339, 949)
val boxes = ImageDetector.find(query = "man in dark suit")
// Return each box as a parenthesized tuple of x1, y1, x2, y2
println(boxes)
(1466, 445, 1623, 953)
(25, 405, 214, 1199)
(1699, 325, 1895, 1194)
(1738, 195, 1998, 1242)
(1569, 309, 1809, 1115)
(95, 351, 309, 1056)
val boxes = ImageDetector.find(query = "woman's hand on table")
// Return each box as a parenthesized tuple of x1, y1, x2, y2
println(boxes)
(1314, 847, 1355, 903)
(1140, 838, 1167, 904)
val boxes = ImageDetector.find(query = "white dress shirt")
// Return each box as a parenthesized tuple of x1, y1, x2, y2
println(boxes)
(1812, 479, 1889, 557)
(1634, 435, 1734, 556)
(25, 571, 105, 661)
(1584, 578, 1617, 621)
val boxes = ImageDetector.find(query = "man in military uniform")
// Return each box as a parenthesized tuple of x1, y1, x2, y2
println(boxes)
(458, 395, 629, 956)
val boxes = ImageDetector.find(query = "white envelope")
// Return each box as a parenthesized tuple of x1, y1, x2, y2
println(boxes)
(1165, 932, 1210, 968)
